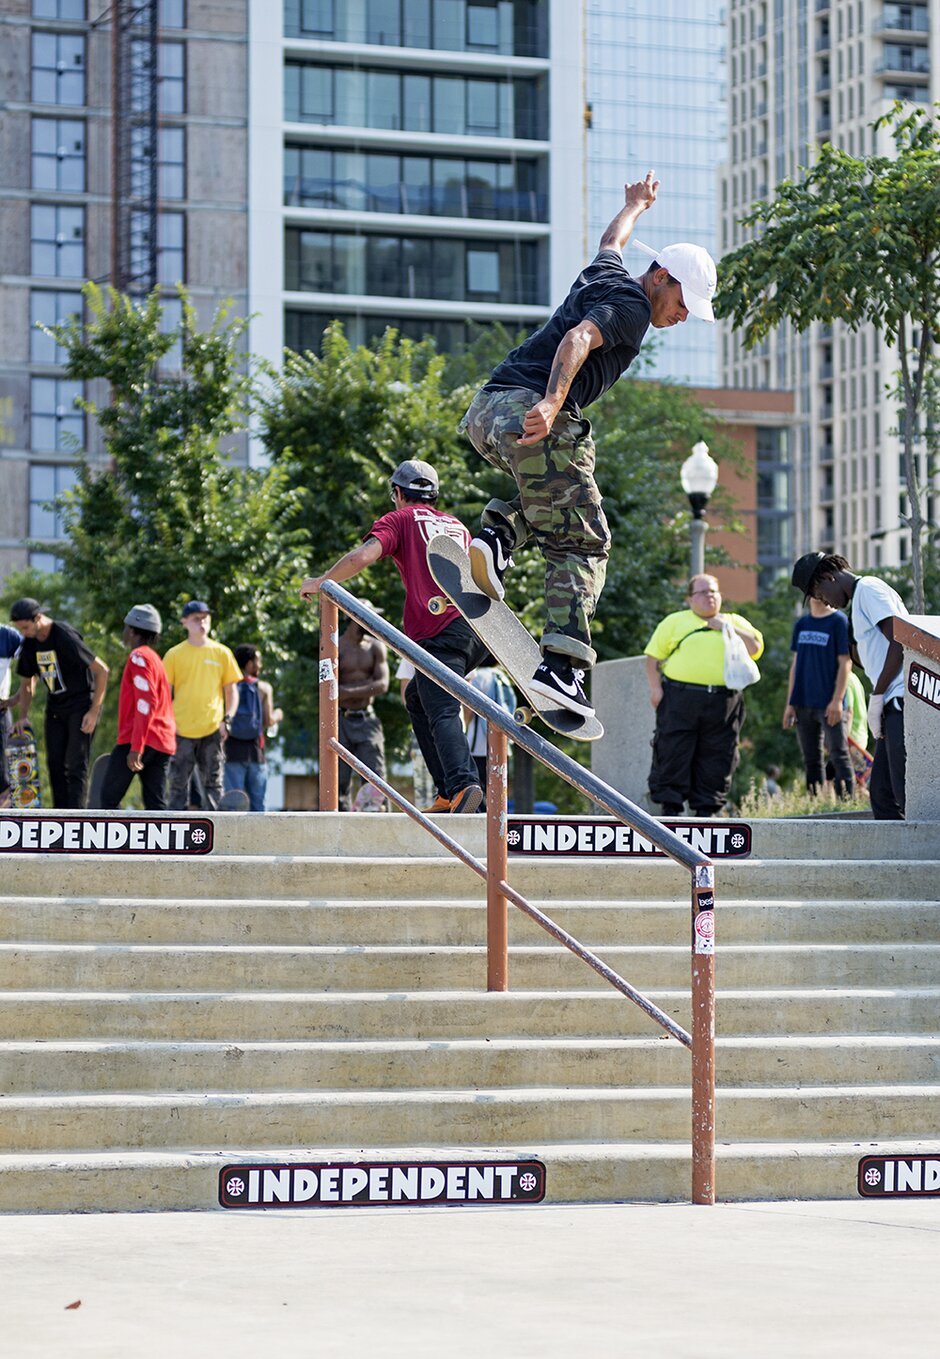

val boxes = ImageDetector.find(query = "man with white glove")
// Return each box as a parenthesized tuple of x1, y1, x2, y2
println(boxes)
(791, 553, 909, 820)
(866, 692, 885, 743)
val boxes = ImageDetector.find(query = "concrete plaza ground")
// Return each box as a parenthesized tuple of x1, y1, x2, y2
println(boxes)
(3, 1198, 938, 1357)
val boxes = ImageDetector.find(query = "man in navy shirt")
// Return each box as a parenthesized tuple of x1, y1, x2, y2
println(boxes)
(783, 596, 854, 798)
(460, 171, 717, 719)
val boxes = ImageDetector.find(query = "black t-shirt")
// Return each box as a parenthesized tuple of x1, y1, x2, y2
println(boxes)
(17, 619, 95, 714)
(484, 249, 651, 412)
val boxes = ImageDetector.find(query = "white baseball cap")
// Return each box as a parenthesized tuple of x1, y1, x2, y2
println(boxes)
(634, 240, 717, 322)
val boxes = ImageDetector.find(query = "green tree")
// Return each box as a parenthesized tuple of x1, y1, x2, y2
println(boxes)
(717, 101, 940, 612)
(45, 284, 313, 746)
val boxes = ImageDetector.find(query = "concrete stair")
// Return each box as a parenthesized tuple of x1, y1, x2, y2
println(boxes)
(1, 812, 939, 1210)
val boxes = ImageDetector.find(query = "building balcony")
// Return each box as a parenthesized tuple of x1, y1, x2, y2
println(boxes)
(874, 10, 930, 36)
(817, 72, 831, 92)
(817, 113, 832, 134)
(875, 52, 930, 77)
(817, 32, 830, 52)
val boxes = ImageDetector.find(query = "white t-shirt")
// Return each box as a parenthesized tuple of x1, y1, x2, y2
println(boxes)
(850, 576, 908, 703)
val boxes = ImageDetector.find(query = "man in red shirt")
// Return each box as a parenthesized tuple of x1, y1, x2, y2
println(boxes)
(98, 603, 177, 810)
(301, 460, 490, 813)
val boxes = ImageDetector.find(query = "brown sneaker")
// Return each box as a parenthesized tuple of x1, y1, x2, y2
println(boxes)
(449, 784, 483, 814)
(422, 794, 451, 814)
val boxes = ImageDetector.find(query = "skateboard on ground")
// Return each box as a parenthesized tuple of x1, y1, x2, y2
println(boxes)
(426, 534, 603, 742)
(4, 723, 42, 808)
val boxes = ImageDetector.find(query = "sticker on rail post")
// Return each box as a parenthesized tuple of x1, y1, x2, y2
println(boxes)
(218, 1159, 546, 1209)
(693, 888, 715, 955)
(858, 1154, 940, 1198)
(505, 820, 749, 859)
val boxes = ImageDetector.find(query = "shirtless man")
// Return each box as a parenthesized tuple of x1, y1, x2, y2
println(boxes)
(337, 609, 389, 812)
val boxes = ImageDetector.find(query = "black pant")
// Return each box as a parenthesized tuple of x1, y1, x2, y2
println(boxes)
(405, 618, 490, 800)
(45, 702, 93, 808)
(794, 705, 854, 793)
(337, 708, 387, 810)
(648, 680, 744, 815)
(99, 744, 172, 811)
(869, 699, 905, 820)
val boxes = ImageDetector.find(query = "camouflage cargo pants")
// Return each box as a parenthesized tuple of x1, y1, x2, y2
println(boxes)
(459, 386, 610, 668)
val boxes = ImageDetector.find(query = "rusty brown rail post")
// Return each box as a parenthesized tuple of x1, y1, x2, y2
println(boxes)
(486, 723, 509, 991)
(318, 592, 339, 812)
(691, 865, 716, 1205)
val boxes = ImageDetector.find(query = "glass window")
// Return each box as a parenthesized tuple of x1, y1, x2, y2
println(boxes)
(30, 290, 82, 364)
(31, 204, 85, 278)
(286, 0, 335, 36)
(32, 32, 85, 107)
(467, 1, 499, 49)
(432, 237, 462, 297)
(366, 235, 401, 293)
(33, 0, 85, 18)
(467, 78, 499, 133)
(466, 246, 499, 297)
(401, 155, 431, 214)
(333, 234, 366, 293)
(367, 70, 399, 128)
(403, 73, 432, 131)
(333, 151, 367, 211)
(434, 77, 465, 134)
(158, 126, 186, 199)
(158, 42, 186, 115)
(434, 0, 463, 50)
(29, 550, 64, 574)
(403, 0, 431, 45)
(294, 232, 331, 290)
(365, 152, 398, 212)
(336, 69, 367, 126)
(401, 235, 432, 297)
(30, 379, 83, 454)
(158, 293, 184, 370)
(29, 462, 78, 542)
(432, 158, 465, 215)
(158, 0, 186, 26)
(31, 118, 85, 193)
(157, 212, 185, 284)
(367, 0, 401, 45)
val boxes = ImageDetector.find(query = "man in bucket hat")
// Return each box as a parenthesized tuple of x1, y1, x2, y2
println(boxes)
(97, 604, 177, 810)
(460, 171, 716, 720)
(791, 551, 909, 819)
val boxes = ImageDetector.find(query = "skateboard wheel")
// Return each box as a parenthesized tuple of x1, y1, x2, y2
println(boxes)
(514, 706, 534, 726)
(428, 595, 448, 615)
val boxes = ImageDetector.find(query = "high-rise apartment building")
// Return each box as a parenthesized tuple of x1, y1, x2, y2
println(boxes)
(720, 0, 936, 569)
(585, 0, 727, 386)
(0, 2, 586, 581)
(0, 0, 250, 582)
(249, 0, 583, 390)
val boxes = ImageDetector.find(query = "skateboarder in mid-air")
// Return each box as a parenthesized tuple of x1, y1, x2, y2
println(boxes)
(300, 460, 490, 814)
(460, 171, 717, 720)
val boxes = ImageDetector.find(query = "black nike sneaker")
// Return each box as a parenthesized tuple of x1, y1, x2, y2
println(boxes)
(469, 524, 514, 601)
(529, 652, 594, 718)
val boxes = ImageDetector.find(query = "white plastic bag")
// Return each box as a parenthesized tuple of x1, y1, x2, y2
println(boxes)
(721, 619, 760, 690)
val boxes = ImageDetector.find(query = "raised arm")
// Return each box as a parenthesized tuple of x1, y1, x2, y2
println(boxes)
(598, 171, 659, 254)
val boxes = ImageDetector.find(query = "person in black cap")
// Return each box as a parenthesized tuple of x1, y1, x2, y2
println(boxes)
(7, 597, 109, 807)
(300, 459, 489, 814)
(791, 552, 909, 819)
(98, 604, 177, 811)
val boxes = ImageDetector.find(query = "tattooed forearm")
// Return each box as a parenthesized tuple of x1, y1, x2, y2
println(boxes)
(546, 360, 569, 396)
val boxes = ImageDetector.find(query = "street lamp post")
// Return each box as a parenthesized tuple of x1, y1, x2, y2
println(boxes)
(680, 441, 720, 579)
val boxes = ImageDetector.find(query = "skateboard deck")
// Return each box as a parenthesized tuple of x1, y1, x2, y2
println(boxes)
(5, 724, 42, 809)
(87, 752, 110, 808)
(426, 534, 603, 742)
(218, 788, 251, 812)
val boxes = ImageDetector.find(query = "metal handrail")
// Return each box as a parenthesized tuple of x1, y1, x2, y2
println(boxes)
(318, 580, 716, 1204)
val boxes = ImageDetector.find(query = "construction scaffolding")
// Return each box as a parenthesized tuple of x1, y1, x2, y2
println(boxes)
(110, 0, 159, 295)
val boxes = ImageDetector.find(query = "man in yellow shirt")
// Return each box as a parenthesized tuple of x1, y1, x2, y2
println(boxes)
(163, 600, 242, 810)
(644, 574, 763, 817)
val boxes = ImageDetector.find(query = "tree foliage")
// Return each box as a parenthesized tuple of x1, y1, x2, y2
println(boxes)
(716, 102, 940, 611)
(44, 284, 313, 737)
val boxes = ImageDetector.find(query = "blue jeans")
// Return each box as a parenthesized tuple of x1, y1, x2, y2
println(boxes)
(224, 760, 268, 812)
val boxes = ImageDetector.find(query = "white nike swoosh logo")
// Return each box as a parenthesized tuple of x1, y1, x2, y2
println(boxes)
(553, 674, 580, 696)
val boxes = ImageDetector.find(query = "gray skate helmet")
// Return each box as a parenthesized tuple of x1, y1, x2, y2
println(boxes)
(389, 459, 439, 502)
